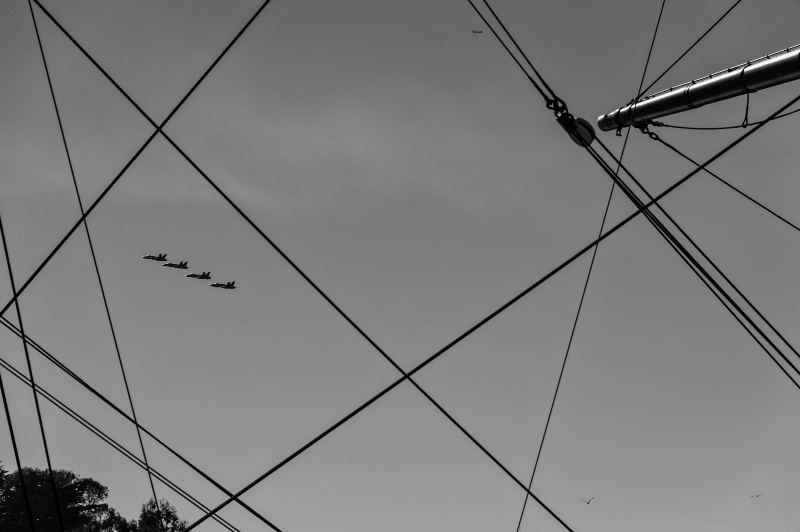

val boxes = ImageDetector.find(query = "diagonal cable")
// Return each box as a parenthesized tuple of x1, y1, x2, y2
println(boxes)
(638, 0, 743, 96)
(581, 142, 800, 391)
(0, 315, 285, 532)
(648, 131, 800, 232)
(26, 1, 163, 524)
(8, 2, 286, 528)
(586, 137, 800, 386)
(514, 0, 666, 521)
(0, 206, 66, 531)
(0, 351, 36, 529)
(0, 354, 241, 532)
(31, 1, 800, 525)
(181, 88, 800, 526)
(594, 134, 800, 366)
(29, 4, 583, 532)
(0, 0, 275, 320)
(466, 0, 554, 105)
(19, 2, 800, 530)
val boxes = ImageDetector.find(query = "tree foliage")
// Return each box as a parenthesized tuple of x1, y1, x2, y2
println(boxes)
(136, 499, 187, 532)
(0, 464, 185, 532)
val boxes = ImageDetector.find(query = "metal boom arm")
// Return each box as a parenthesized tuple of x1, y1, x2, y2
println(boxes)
(598, 45, 800, 131)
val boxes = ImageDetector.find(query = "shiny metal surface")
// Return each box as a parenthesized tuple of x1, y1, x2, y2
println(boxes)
(597, 46, 800, 131)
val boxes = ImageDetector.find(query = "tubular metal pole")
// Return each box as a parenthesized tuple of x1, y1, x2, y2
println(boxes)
(598, 45, 800, 131)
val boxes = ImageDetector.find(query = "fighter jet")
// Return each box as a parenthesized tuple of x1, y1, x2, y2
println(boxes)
(472, 29, 483, 33)
(185, 272, 211, 280)
(162, 261, 188, 269)
(142, 253, 167, 261)
(210, 281, 236, 289)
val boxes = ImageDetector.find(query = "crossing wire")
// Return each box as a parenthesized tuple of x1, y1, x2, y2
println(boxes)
(614, 130, 800, 362)
(512, 0, 665, 528)
(0, 343, 36, 529)
(590, 133, 800, 381)
(10, 2, 287, 529)
(648, 131, 800, 233)
(0, 206, 66, 531)
(649, 106, 800, 130)
(27, 5, 581, 532)
(181, 87, 800, 527)
(584, 139, 800, 390)
(17, 3, 798, 531)
(0, 0, 276, 320)
(12, 3, 798, 531)
(0, 315, 285, 532)
(26, 2, 165, 527)
(467, 0, 556, 106)
(464, 0, 800, 384)
(638, 0, 744, 97)
(0, 354, 241, 532)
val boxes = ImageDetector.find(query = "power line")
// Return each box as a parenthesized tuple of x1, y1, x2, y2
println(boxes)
(0, 0, 275, 320)
(616, 130, 800, 362)
(598, 131, 800, 363)
(638, 0, 744, 97)
(465, 0, 554, 106)
(581, 142, 800, 392)
(647, 131, 800, 233)
(0, 204, 66, 532)
(0, 315, 286, 532)
(649, 106, 800, 130)
(589, 137, 800, 387)
(516, 0, 665, 527)
(17, 3, 798, 531)
(26, 2, 164, 526)
(19, 7, 795, 523)
(25, 6, 581, 532)
(0, 354, 241, 532)
(183, 107, 788, 526)
(0, 344, 36, 530)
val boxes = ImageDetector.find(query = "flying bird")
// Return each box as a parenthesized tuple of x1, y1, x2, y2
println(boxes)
(750, 493, 762, 498)
(580, 497, 594, 505)
(472, 29, 483, 33)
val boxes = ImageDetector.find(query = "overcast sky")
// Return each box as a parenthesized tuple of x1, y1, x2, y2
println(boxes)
(1, 1, 800, 531)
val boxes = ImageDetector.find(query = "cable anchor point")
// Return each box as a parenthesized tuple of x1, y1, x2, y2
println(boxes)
(554, 103, 595, 147)
(638, 123, 660, 141)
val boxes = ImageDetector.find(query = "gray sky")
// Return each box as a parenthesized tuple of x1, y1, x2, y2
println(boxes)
(1, 0, 799, 531)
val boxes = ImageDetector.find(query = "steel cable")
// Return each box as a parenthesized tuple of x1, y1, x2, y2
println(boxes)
(0, 355, 241, 532)
(26, 2, 164, 526)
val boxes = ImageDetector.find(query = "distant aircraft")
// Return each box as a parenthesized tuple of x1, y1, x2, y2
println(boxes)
(142, 253, 167, 261)
(185, 272, 211, 280)
(472, 29, 483, 33)
(210, 281, 236, 289)
(162, 261, 188, 269)
(580, 497, 594, 505)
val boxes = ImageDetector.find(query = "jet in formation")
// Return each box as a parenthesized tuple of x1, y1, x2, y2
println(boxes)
(185, 272, 211, 280)
(162, 261, 188, 269)
(210, 281, 236, 289)
(142, 253, 167, 261)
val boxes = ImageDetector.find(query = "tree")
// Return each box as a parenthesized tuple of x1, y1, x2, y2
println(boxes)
(0, 464, 189, 532)
(0, 466, 115, 532)
(136, 499, 187, 532)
